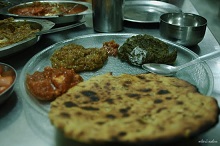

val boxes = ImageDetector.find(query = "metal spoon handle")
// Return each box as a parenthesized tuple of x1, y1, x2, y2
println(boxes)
(36, 21, 85, 35)
(178, 50, 220, 70)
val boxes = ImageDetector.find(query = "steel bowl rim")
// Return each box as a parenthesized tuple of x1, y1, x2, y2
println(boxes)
(0, 62, 17, 96)
(160, 12, 207, 28)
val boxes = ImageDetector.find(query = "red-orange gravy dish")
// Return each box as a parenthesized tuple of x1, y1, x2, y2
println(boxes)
(26, 41, 119, 101)
(26, 67, 83, 101)
(0, 65, 16, 94)
(9, 1, 88, 16)
(102, 40, 119, 57)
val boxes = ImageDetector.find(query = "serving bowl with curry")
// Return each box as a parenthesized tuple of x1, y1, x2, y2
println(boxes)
(0, 62, 16, 104)
(0, 1, 92, 25)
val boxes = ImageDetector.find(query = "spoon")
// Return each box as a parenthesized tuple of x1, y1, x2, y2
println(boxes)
(36, 21, 85, 35)
(142, 50, 220, 76)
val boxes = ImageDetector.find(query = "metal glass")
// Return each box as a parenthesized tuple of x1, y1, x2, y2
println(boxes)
(92, 0, 124, 32)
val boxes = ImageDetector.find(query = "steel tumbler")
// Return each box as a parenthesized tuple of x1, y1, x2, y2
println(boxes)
(92, 0, 124, 32)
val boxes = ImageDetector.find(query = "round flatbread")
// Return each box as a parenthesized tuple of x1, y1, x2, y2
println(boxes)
(49, 73, 219, 144)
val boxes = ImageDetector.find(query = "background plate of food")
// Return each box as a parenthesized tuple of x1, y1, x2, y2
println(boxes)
(0, 1, 92, 25)
(0, 17, 55, 58)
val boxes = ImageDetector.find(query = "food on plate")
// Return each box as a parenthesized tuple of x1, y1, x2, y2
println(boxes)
(0, 65, 16, 94)
(49, 73, 219, 144)
(0, 18, 40, 48)
(118, 34, 177, 66)
(9, 1, 88, 16)
(26, 67, 83, 101)
(50, 44, 108, 72)
(101, 40, 119, 57)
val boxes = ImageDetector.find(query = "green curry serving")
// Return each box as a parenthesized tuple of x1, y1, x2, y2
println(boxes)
(118, 34, 177, 66)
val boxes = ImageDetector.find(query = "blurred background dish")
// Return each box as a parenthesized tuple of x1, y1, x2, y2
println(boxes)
(0, 18, 55, 58)
(159, 12, 207, 46)
(124, 1, 181, 23)
(0, 1, 92, 25)
(0, 62, 17, 104)
(0, 1, 10, 9)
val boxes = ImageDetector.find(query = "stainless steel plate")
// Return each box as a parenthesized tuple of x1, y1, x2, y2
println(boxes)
(0, 18, 55, 58)
(0, 1, 92, 24)
(124, 1, 182, 23)
(19, 33, 213, 144)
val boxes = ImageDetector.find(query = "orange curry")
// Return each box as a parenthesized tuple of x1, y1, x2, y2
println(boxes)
(26, 67, 83, 101)
(0, 65, 15, 94)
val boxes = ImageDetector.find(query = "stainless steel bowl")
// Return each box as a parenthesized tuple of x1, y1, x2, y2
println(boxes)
(0, 62, 17, 104)
(0, 1, 92, 25)
(160, 13, 207, 46)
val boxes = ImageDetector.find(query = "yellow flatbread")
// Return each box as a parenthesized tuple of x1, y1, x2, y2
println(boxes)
(49, 73, 219, 144)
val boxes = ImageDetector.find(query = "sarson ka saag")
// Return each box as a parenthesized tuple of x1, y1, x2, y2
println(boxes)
(118, 34, 177, 66)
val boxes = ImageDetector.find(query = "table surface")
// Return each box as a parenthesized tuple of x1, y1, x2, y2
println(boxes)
(0, 1, 220, 146)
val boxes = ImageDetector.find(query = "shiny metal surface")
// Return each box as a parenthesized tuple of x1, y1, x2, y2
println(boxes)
(92, 0, 123, 32)
(0, 0, 220, 146)
(124, 1, 181, 23)
(0, 1, 92, 25)
(191, 0, 220, 44)
(160, 13, 207, 46)
(0, 62, 17, 104)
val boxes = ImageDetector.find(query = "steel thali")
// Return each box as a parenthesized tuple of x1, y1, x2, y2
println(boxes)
(19, 33, 213, 144)
(124, 1, 182, 23)
(20, 33, 213, 115)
